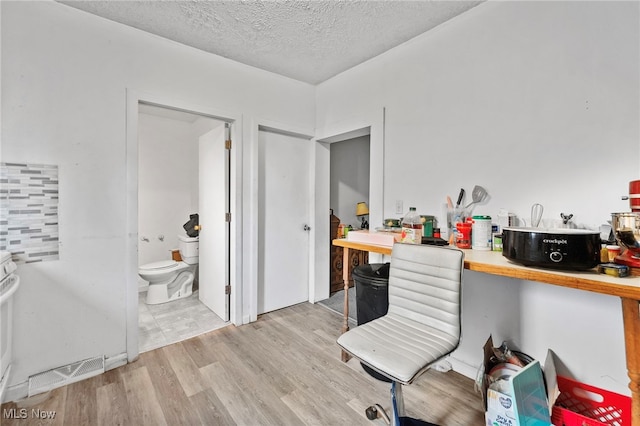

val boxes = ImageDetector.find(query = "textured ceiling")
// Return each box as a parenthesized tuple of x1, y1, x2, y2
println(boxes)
(57, 0, 483, 84)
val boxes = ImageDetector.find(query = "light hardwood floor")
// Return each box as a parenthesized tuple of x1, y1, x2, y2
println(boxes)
(1, 302, 485, 425)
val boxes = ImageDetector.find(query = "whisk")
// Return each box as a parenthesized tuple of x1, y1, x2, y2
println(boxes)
(531, 203, 544, 227)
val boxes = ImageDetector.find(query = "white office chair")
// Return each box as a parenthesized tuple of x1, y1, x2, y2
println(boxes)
(337, 243, 464, 426)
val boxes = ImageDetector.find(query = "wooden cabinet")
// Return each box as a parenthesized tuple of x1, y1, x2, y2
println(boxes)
(330, 210, 368, 294)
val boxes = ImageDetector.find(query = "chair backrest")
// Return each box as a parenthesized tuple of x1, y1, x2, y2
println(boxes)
(387, 243, 464, 340)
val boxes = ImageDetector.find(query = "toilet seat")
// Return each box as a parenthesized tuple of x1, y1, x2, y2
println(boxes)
(139, 260, 180, 272)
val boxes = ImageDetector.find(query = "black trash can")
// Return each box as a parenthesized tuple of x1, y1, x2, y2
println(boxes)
(352, 262, 391, 382)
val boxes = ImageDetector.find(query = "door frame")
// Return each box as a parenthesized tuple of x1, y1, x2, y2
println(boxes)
(125, 89, 243, 362)
(312, 109, 385, 303)
(247, 118, 315, 323)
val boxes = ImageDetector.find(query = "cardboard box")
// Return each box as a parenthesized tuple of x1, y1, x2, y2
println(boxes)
(486, 389, 517, 426)
(171, 249, 182, 261)
(486, 410, 517, 426)
(346, 229, 400, 246)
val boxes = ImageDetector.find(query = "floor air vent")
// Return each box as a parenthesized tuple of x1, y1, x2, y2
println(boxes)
(28, 355, 105, 397)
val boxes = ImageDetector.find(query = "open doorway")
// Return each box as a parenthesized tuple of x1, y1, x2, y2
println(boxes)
(330, 136, 371, 234)
(310, 110, 384, 316)
(136, 103, 230, 353)
(319, 134, 371, 318)
(125, 91, 244, 363)
(329, 136, 371, 294)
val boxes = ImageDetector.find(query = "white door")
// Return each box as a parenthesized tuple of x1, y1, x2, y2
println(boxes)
(198, 123, 230, 321)
(258, 130, 310, 314)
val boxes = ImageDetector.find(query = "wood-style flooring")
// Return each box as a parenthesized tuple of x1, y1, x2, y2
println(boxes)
(1, 302, 485, 425)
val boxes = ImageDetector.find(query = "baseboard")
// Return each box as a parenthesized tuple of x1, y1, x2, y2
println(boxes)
(449, 355, 481, 383)
(0, 364, 11, 403)
(105, 353, 128, 371)
(3, 380, 28, 404)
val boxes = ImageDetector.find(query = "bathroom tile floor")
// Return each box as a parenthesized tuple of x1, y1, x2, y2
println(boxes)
(138, 289, 230, 353)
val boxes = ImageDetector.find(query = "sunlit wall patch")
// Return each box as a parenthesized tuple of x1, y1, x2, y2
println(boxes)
(0, 162, 59, 263)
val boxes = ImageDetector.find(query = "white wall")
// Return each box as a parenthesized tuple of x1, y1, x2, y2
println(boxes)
(138, 112, 221, 269)
(1, 0, 314, 398)
(330, 135, 370, 229)
(316, 1, 639, 395)
(138, 113, 197, 267)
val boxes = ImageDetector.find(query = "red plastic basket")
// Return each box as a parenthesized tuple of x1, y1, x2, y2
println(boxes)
(551, 376, 630, 426)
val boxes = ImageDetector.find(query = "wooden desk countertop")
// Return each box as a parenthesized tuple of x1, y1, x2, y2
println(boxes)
(462, 248, 640, 299)
(333, 238, 640, 299)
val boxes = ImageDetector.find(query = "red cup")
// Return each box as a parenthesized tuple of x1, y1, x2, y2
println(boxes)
(456, 222, 472, 249)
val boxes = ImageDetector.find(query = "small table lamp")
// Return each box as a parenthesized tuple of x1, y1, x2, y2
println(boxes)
(356, 202, 369, 229)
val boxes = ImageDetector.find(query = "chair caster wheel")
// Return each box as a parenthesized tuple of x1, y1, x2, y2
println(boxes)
(365, 405, 378, 420)
(365, 404, 390, 424)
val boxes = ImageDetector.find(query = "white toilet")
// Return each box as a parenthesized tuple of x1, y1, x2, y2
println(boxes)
(139, 235, 199, 305)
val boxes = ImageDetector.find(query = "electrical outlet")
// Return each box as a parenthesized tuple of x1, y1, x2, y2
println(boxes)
(395, 200, 403, 214)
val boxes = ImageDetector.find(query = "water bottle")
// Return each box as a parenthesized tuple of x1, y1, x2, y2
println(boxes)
(401, 207, 423, 244)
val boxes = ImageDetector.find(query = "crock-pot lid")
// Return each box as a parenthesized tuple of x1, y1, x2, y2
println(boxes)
(503, 227, 599, 235)
(0, 251, 11, 264)
(140, 260, 178, 271)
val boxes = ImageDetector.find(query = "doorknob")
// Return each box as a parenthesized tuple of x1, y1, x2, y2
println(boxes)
(303, 224, 311, 231)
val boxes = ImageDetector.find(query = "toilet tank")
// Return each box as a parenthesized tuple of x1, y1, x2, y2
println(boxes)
(178, 235, 199, 264)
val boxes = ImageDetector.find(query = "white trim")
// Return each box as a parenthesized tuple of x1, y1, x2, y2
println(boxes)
(125, 91, 139, 363)
(448, 355, 481, 382)
(125, 89, 243, 361)
(229, 118, 243, 326)
(3, 379, 28, 404)
(0, 365, 11, 404)
(245, 118, 259, 323)
(313, 109, 386, 303)
(104, 352, 128, 371)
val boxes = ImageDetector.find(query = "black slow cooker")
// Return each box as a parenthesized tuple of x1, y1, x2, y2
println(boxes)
(502, 227, 601, 271)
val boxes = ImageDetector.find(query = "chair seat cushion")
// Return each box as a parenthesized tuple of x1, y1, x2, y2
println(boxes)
(337, 312, 459, 384)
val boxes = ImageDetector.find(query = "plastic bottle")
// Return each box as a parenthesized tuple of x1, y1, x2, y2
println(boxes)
(401, 207, 423, 244)
(471, 215, 492, 250)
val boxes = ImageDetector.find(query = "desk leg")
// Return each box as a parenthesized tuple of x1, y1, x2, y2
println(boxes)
(341, 246, 351, 362)
(621, 298, 640, 426)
